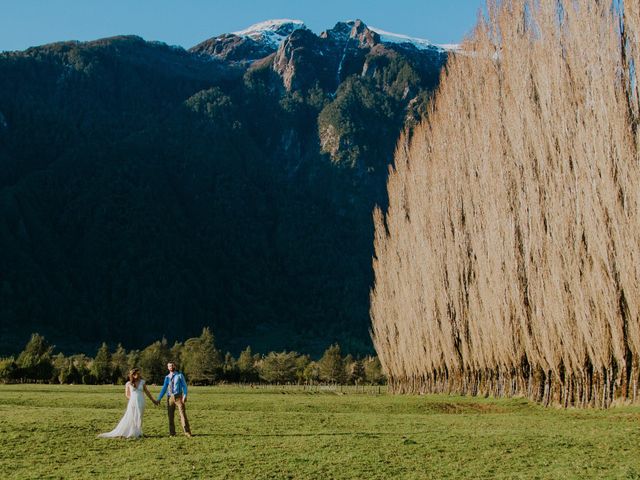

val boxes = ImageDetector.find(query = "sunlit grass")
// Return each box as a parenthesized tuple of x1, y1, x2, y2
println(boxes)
(2, 384, 640, 479)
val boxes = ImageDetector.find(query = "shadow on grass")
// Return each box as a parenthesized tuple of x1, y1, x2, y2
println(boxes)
(149, 431, 427, 438)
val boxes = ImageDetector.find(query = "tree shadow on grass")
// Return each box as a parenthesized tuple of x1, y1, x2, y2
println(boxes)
(182, 431, 425, 438)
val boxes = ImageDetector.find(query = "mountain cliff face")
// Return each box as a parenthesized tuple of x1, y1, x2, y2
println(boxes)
(192, 19, 445, 94)
(0, 20, 449, 355)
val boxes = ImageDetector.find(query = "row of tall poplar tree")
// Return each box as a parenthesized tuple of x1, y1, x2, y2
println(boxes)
(0, 330, 385, 386)
(371, 0, 640, 407)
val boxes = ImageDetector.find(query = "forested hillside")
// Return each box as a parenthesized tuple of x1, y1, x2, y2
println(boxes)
(0, 20, 448, 356)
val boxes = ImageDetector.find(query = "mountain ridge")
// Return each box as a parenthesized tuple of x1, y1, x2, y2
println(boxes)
(0, 19, 449, 356)
(191, 18, 451, 65)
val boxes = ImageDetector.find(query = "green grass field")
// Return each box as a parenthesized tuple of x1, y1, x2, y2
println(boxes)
(2, 384, 640, 479)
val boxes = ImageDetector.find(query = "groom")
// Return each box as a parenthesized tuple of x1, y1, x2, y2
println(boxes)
(157, 362, 192, 437)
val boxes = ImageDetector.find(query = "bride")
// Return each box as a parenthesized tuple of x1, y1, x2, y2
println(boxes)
(98, 367, 158, 438)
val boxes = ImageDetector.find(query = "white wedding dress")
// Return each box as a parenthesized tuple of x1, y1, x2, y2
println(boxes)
(99, 380, 146, 438)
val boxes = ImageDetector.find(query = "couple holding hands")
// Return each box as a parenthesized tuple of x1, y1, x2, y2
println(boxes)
(98, 362, 192, 439)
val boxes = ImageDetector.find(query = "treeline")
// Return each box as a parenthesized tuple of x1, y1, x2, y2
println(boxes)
(0, 330, 385, 386)
(371, 0, 640, 407)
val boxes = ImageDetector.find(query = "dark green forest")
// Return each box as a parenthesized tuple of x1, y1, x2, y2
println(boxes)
(0, 22, 447, 356)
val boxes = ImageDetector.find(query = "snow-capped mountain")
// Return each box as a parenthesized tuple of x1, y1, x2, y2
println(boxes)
(192, 18, 458, 62)
(190, 19, 307, 61)
(232, 19, 306, 49)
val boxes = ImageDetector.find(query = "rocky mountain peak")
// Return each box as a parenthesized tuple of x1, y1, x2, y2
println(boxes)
(233, 19, 307, 49)
(192, 18, 452, 73)
(320, 20, 380, 48)
(190, 19, 306, 61)
(269, 18, 448, 93)
(272, 28, 325, 91)
(190, 34, 272, 61)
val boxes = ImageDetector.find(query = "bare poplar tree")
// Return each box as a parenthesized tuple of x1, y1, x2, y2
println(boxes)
(371, 0, 640, 407)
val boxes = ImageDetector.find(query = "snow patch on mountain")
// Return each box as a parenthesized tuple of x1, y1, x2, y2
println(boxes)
(437, 44, 462, 52)
(233, 19, 306, 48)
(370, 26, 458, 52)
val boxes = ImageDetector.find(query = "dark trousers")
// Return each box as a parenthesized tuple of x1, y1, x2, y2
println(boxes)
(167, 394, 191, 435)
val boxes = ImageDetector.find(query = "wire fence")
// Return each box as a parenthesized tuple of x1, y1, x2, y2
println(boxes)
(217, 383, 387, 394)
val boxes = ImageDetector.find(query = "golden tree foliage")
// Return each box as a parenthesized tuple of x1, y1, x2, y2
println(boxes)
(371, 0, 640, 406)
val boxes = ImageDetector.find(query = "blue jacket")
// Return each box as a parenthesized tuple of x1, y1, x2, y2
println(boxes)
(157, 371, 188, 401)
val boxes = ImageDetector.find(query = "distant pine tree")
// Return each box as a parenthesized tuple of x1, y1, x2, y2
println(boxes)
(362, 356, 384, 385)
(303, 361, 320, 384)
(0, 356, 17, 382)
(348, 358, 366, 385)
(221, 352, 237, 382)
(257, 351, 300, 384)
(181, 328, 222, 385)
(318, 344, 346, 384)
(111, 344, 128, 384)
(16, 333, 54, 382)
(92, 343, 112, 384)
(139, 339, 171, 384)
(237, 346, 258, 383)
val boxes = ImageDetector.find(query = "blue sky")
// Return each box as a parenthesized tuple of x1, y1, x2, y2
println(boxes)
(0, 0, 485, 52)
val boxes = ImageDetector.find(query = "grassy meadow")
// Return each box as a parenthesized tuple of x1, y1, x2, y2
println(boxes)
(2, 384, 640, 479)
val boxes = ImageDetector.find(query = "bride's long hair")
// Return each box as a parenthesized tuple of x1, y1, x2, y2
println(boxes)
(128, 367, 141, 386)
